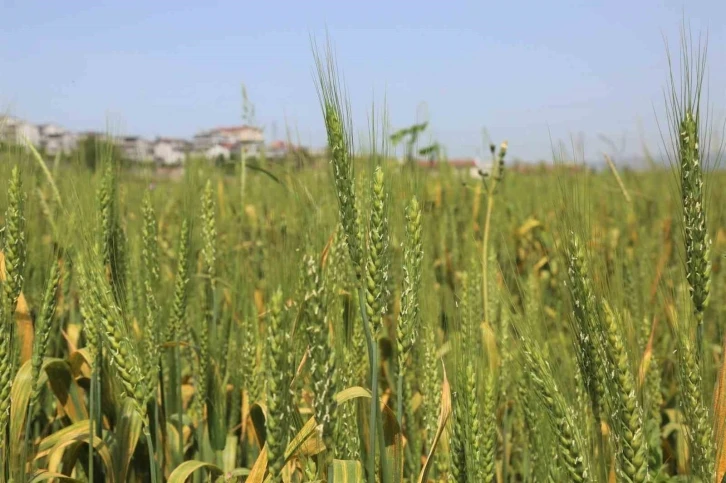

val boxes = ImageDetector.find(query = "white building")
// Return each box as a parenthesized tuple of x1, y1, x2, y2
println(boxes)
(37, 124, 77, 155)
(153, 138, 189, 166)
(204, 143, 232, 161)
(43, 132, 78, 156)
(266, 140, 300, 160)
(193, 125, 264, 155)
(0, 116, 41, 147)
(119, 136, 153, 163)
(38, 123, 66, 138)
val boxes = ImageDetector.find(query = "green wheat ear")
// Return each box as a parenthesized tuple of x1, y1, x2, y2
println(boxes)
(3, 165, 27, 314)
(141, 191, 160, 289)
(194, 179, 217, 419)
(670, 299, 714, 480)
(315, 48, 362, 278)
(396, 196, 424, 374)
(97, 160, 126, 304)
(265, 287, 288, 479)
(679, 109, 712, 345)
(0, 294, 11, 462)
(599, 301, 648, 482)
(167, 218, 191, 343)
(663, 31, 713, 358)
(0, 166, 27, 460)
(364, 166, 390, 337)
(521, 339, 592, 482)
(29, 255, 62, 407)
(564, 233, 607, 424)
(140, 192, 161, 404)
(77, 254, 149, 435)
(301, 253, 338, 464)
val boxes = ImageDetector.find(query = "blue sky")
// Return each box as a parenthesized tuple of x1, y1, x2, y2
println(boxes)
(1, 0, 725, 163)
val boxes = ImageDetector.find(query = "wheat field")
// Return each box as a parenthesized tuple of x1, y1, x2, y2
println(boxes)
(0, 35, 725, 483)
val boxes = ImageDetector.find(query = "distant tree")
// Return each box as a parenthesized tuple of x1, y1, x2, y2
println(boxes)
(77, 134, 124, 171)
(390, 121, 429, 167)
(418, 142, 441, 162)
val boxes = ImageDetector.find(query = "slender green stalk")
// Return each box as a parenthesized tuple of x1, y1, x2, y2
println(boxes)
(357, 285, 379, 483)
(481, 142, 507, 323)
(144, 426, 158, 483)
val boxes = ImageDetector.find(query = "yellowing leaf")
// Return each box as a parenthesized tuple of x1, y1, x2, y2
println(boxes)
(334, 386, 371, 405)
(328, 459, 364, 483)
(167, 460, 223, 483)
(10, 360, 47, 468)
(68, 348, 93, 378)
(27, 470, 82, 483)
(0, 250, 34, 363)
(516, 217, 542, 238)
(36, 421, 115, 483)
(246, 444, 268, 483)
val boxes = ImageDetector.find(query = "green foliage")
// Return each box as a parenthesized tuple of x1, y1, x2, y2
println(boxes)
(77, 133, 125, 171)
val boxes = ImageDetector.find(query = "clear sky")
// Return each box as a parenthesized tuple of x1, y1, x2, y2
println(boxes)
(1, 0, 725, 163)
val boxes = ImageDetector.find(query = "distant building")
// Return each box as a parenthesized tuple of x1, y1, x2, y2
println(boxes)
(43, 132, 78, 156)
(119, 136, 152, 163)
(0, 116, 40, 147)
(416, 158, 482, 177)
(204, 143, 232, 161)
(37, 124, 77, 155)
(153, 137, 190, 166)
(193, 125, 264, 156)
(266, 140, 300, 160)
(38, 123, 66, 138)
